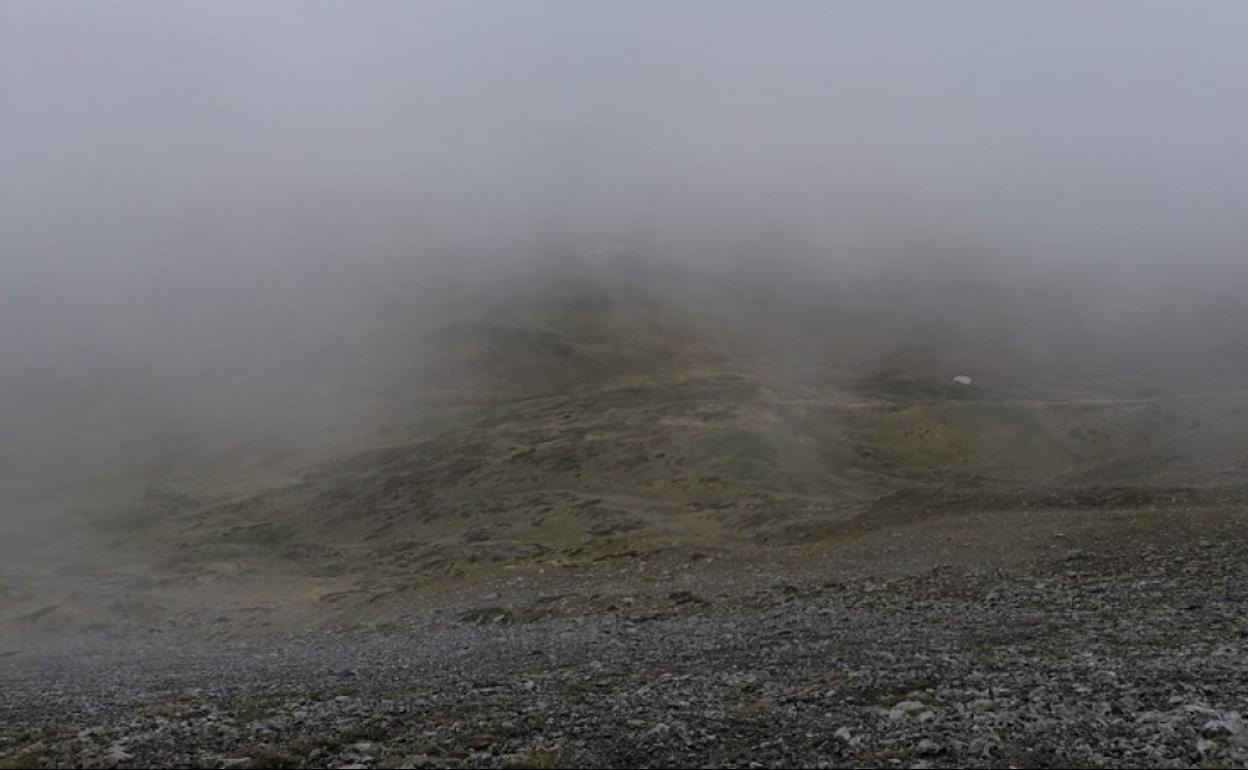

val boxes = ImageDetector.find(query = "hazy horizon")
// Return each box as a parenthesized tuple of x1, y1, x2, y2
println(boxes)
(4, 1, 1248, 499)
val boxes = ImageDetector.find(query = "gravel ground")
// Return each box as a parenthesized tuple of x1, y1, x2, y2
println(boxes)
(3, 521, 1246, 769)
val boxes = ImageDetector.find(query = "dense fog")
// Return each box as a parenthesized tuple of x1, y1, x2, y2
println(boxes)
(4, 1, 1248, 501)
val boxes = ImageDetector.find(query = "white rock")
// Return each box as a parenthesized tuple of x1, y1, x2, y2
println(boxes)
(104, 745, 134, 764)
(916, 738, 943, 756)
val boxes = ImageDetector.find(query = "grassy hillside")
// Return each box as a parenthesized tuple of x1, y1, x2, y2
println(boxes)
(5, 273, 1248, 641)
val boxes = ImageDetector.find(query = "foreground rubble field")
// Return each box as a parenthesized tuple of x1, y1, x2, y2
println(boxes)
(3, 505, 1245, 769)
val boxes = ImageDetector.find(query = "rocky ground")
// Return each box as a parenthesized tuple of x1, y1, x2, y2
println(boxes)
(3, 503, 1245, 769)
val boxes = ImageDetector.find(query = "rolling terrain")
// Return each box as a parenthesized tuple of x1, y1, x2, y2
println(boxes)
(2, 276, 1247, 768)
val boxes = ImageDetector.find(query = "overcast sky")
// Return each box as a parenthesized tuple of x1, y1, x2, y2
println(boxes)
(3, 1, 1248, 431)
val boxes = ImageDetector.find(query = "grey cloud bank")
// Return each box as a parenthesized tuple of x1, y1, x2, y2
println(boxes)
(3, 1, 1248, 497)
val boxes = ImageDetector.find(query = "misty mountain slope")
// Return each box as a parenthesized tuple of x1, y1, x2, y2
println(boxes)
(6, 272, 1248, 646)
(8, 4, 1248, 766)
(72, 287, 1245, 593)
